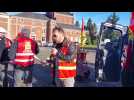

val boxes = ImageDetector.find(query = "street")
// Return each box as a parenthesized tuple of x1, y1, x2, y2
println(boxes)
(0, 47, 122, 87)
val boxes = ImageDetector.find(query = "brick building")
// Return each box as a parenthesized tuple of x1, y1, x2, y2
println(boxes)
(0, 12, 81, 43)
(0, 12, 9, 32)
(9, 12, 49, 42)
(46, 12, 81, 43)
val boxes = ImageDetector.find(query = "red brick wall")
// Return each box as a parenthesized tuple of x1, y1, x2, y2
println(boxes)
(0, 17, 8, 22)
(9, 16, 47, 41)
(10, 24, 17, 39)
(54, 13, 74, 25)
(0, 16, 8, 30)
(46, 19, 57, 43)
(64, 28, 81, 42)
(0, 14, 80, 44)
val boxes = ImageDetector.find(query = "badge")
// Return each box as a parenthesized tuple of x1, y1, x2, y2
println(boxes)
(24, 42, 31, 52)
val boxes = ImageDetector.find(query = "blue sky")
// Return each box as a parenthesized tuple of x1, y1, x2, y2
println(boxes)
(7, 12, 131, 32)
(73, 12, 131, 31)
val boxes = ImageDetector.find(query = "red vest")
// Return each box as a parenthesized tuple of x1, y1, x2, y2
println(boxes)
(14, 37, 36, 67)
(57, 46, 77, 79)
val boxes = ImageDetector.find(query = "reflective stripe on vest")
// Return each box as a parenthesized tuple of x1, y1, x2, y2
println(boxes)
(16, 53, 34, 56)
(15, 52, 34, 62)
(14, 37, 35, 67)
(57, 59, 77, 78)
(15, 58, 34, 62)
(59, 66, 76, 70)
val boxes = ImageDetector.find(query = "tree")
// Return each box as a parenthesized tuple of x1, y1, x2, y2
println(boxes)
(106, 12, 119, 25)
(92, 23, 97, 36)
(75, 20, 80, 28)
(85, 34, 91, 46)
(87, 18, 97, 45)
(87, 18, 92, 36)
(92, 23, 97, 45)
(104, 12, 120, 41)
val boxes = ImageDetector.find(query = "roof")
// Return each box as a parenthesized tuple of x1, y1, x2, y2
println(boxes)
(14, 12, 50, 20)
(57, 23, 81, 30)
(0, 12, 8, 15)
(56, 12, 73, 16)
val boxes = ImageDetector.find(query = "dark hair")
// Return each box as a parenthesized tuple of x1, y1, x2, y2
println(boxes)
(52, 26, 64, 34)
(21, 28, 30, 37)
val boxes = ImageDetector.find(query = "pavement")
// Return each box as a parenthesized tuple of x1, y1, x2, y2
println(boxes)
(0, 47, 123, 87)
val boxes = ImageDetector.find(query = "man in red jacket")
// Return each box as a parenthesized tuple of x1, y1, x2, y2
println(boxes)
(8, 28, 39, 87)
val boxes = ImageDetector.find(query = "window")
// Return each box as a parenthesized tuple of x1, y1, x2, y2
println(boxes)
(43, 29, 46, 34)
(18, 18, 24, 23)
(42, 37, 45, 41)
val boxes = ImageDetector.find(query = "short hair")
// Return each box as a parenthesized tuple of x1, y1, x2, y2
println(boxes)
(52, 26, 64, 34)
(21, 28, 30, 37)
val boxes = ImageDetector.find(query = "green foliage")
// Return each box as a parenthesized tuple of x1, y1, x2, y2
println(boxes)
(86, 18, 97, 45)
(106, 12, 120, 24)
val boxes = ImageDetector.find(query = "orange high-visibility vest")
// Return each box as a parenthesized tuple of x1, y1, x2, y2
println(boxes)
(57, 59, 77, 79)
(14, 37, 36, 67)
(57, 46, 77, 79)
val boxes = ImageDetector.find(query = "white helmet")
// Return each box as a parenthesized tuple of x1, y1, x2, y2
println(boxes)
(104, 39, 110, 44)
(0, 27, 11, 40)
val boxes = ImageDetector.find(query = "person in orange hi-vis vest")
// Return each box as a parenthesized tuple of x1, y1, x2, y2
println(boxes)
(50, 26, 78, 87)
(8, 28, 39, 87)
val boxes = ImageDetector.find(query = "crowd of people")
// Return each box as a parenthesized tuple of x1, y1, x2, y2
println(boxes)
(0, 26, 78, 87)
(0, 22, 134, 87)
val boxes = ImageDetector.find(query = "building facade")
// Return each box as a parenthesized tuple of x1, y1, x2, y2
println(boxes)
(0, 12, 81, 43)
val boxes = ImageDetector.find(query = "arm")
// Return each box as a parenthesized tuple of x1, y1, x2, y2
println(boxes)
(8, 40, 17, 61)
(34, 41, 39, 55)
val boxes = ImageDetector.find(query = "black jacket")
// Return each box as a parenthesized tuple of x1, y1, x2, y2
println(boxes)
(0, 37, 12, 63)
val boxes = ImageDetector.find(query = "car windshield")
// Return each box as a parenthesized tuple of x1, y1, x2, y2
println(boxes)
(101, 27, 122, 42)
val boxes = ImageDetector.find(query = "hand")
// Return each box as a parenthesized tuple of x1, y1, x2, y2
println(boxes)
(41, 60, 47, 64)
(9, 60, 14, 64)
(51, 48, 58, 55)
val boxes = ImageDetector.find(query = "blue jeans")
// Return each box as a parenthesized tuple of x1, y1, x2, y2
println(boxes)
(14, 66, 33, 87)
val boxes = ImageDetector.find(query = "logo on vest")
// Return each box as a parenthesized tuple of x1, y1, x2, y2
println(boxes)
(24, 42, 32, 52)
